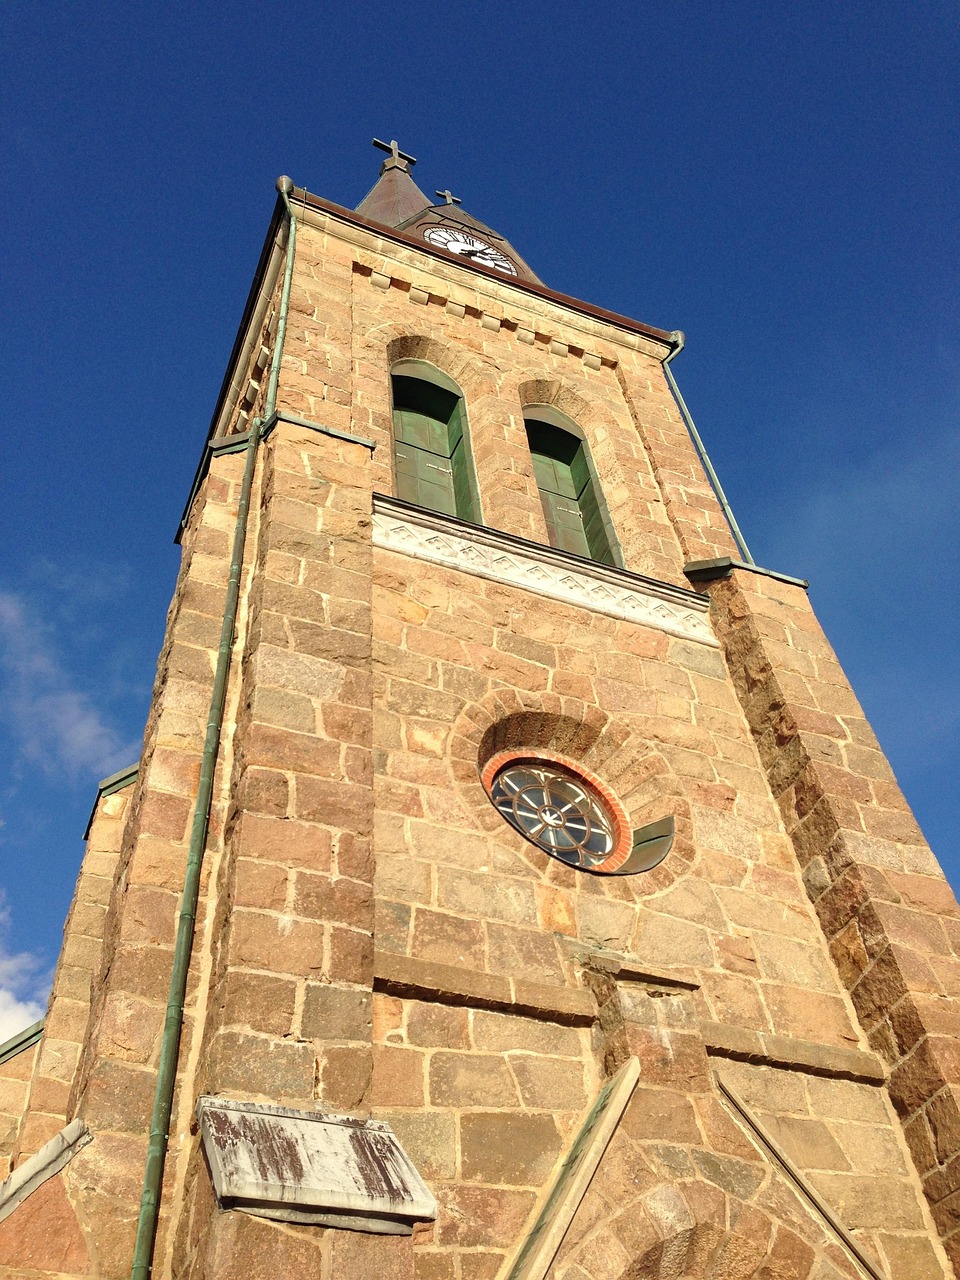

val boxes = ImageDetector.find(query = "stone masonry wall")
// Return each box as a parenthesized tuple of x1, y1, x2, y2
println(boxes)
(551, 988, 945, 1280)
(72, 447, 247, 1280)
(0, 433, 254, 1280)
(3, 196, 957, 1280)
(368, 542, 950, 1277)
(3, 782, 134, 1175)
(169, 419, 385, 1279)
(705, 564, 960, 1271)
(0, 1040, 38, 1182)
(280, 213, 740, 591)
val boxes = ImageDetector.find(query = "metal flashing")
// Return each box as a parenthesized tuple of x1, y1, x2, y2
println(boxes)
(176, 198, 289, 542)
(260, 410, 377, 451)
(717, 1076, 886, 1280)
(0, 1018, 44, 1067)
(684, 557, 809, 589)
(83, 760, 139, 840)
(209, 430, 253, 456)
(0, 1118, 91, 1224)
(196, 1097, 437, 1234)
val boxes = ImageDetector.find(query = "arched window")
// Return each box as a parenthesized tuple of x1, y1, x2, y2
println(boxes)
(390, 363, 477, 523)
(524, 411, 618, 565)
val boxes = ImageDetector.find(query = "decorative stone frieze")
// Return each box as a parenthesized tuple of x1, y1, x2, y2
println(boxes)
(372, 496, 718, 647)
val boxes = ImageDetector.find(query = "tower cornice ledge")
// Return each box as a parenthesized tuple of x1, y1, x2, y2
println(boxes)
(372, 494, 718, 647)
(292, 186, 677, 353)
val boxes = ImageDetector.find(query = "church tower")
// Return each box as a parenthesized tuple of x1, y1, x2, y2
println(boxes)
(2, 142, 959, 1280)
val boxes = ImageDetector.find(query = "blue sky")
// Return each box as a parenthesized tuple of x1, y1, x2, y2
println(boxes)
(1, 2, 957, 1038)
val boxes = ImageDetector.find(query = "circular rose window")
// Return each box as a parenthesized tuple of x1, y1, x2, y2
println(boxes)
(481, 751, 640, 874)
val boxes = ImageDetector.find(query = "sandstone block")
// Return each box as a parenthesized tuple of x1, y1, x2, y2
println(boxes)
(295, 775, 373, 834)
(221, 970, 297, 1036)
(808, 1171, 924, 1230)
(434, 1184, 536, 1248)
(301, 983, 372, 1041)
(372, 1044, 425, 1106)
(471, 1009, 581, 1057)
(83, 1059, 156, 1133)
(406, 1001, 470, 1050)
(486, 923, 566, 984)
(138, 789, 193, 841)
(329, 1229, 414, 1280)
(0, 1173, 89, 1272)
(510, 1055, 586, 1111)
(461, 1111, 563, 1186)
(233, 857, 288, 911)
(228, 910, 326, 977)
(380, 1109, 457, 1180)
(429, 1052, 518, 1108)
(294, 871, 373, 928)
(209, 1030, 315, 1100)
(621, 1085, 702, 1145)
(237, 812, 332, 871)
(412, 909, 486, 969)
(320, 1044, 372, 1110)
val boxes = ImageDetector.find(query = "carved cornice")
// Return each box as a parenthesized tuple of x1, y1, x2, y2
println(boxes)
(372, 496, 718, 648)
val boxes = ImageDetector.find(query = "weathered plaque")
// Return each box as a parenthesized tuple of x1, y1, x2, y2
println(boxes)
(196, 1096, 437, 1234)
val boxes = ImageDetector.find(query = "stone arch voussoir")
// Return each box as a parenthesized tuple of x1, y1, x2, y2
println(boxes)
(560, 1175, 838, 1280)
(384, 331, 493, 400)
(451, 692, 695, 893)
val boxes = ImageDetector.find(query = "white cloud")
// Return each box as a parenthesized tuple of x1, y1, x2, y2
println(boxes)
(0, 898, 48, 1043)
(0, 988, 45, 1044)
(0, 590, 137, 778)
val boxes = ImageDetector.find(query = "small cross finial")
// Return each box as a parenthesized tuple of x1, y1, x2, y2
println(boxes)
(435, 189, 461, 206)
(372, 137, 417, 168)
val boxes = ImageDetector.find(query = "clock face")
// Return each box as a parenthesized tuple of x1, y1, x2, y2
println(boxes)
(422, 225, 518, 276)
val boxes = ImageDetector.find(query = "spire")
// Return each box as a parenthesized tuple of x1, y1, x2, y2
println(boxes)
(355, 138, 432, 228)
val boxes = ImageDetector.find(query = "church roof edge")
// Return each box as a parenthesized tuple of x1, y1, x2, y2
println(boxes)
(295, 186, 676, 348)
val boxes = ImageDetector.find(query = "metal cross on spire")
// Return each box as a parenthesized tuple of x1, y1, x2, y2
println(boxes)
(435, 189, 461, 205)
(372, 138, 417, 168)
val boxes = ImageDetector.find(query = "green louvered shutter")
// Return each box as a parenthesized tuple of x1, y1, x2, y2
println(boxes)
(392, 376, 476, 521)
(526, 420, 615, 564)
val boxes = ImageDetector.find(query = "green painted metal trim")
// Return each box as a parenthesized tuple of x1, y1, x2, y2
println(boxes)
(663, 332, 756, 567)
(684, 557, 809, 590)
(259, 409, 376, 451)
(82, 761, 140, 840)
(504, 1058, 640, 1280)
(209, 430, 253, 457)
(0, 1018, 44, 1067)
(130, 179, 299, 1280)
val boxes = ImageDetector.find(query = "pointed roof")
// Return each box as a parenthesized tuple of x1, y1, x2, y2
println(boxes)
(399, 200, 544, 285)
(355, 140, 543, 284)
(354, 139, 432, 228)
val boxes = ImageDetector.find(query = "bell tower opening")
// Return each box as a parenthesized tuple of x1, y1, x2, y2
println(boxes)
(390, 361, 478, 522)
(524, 412, 617, 565)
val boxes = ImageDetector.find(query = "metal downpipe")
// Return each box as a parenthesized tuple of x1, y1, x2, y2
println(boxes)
(130, 176, 298, 1280)
(663, 331, 755, 566)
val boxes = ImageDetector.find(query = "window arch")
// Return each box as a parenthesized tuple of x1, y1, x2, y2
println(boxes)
(390, 360, 478, 523)
(524, 406, 619, 566)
